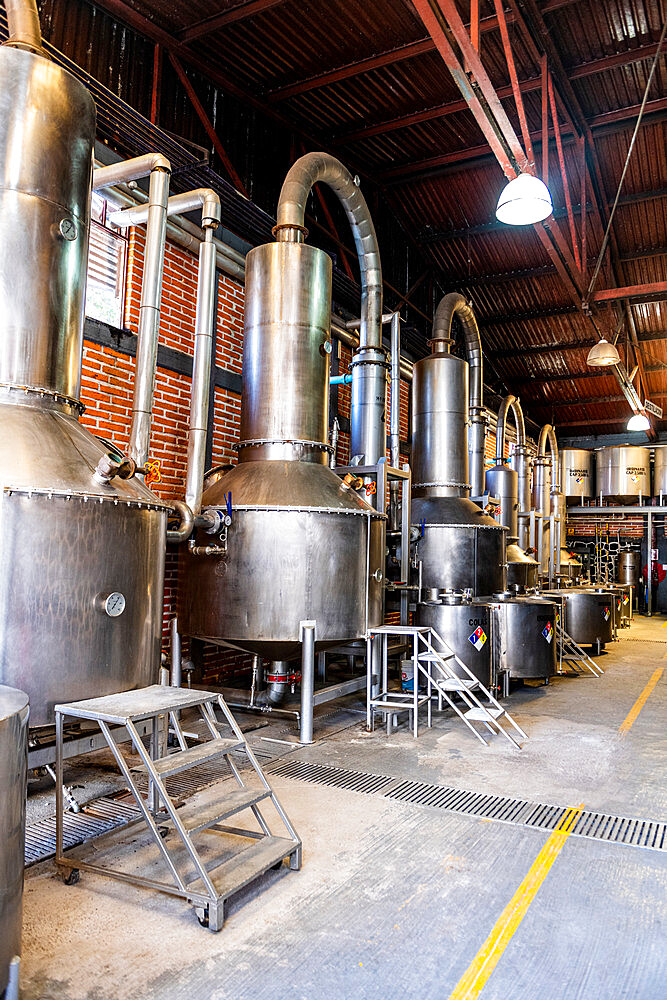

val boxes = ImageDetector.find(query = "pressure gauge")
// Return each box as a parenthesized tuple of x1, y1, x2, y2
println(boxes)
(59, 217, 78, 241)
(96, 591, 126, 617)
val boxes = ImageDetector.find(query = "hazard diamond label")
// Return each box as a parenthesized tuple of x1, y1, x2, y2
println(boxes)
(603, 607, 610, 621)
(468, 626, 487, 650)
(623, 595, 629, 605)
(542, 623, 553, 644)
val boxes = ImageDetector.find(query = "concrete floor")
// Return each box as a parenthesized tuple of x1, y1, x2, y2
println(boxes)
(20, 615, 667, 1000)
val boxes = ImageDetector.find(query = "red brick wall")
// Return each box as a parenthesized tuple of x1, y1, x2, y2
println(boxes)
(80, 227, 247, 679)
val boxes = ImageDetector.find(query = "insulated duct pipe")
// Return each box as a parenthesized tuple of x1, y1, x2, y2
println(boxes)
(95, 155, 172, 469)
(3, 0, 44, 54)
(433, 293, 486, 497)
(274, 152, 386, 465)
(111, 188, 222, 519)
(495, 395, 531, 549)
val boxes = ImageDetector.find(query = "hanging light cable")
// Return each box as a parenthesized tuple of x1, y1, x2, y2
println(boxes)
(584, 18, 667, 307)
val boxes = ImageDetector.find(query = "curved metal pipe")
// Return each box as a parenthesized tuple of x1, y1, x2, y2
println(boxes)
(537, 423, 560, 489)
(166, 500, 194, 544)
(4, 0, 44, 54)
(433, 292, 485, 495)
(275, 152, 382, 350)
(495, 394, 525, 463)
(93, 153, 171, 191)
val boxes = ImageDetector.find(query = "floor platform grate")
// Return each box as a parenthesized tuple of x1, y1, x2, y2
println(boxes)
(268, 758, 667, 852)
(25, 796, 140, 866)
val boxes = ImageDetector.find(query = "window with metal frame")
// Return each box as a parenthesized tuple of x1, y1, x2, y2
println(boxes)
(85, 192, 128, 327)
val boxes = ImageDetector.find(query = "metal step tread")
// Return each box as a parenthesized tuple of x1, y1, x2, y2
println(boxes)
(464, 706, 505, 721)
(437, 678, 479, 692)
(417, 652, 455, 662)
(370, 696, 431, 711)
(370, 626, 431, 635)
(132, 739, 244, 777)
(194, 836, 298, 896)
(56, 685, 223, 723)
(175, 787, 271, 833)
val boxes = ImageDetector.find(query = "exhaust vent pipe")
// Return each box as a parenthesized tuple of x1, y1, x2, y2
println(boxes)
(4, 0, 44, 55)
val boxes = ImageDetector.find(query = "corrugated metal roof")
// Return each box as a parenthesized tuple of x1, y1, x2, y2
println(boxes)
(32, 0, 667, 433)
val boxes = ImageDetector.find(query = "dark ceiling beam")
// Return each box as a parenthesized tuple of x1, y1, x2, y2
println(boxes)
(521, 363, 663, 385)
(554, 415, 651, 428)
(527, 389, 667, 409)
(420, 189, 667, 243)
(382, 97, 667, 182)
(267, 0, 578, 102)
(591, 282, 667, 305)
(479, 304, 579, 325)
(336, 41, 661, 145)
(490, 329, 667, 359)
(179, 0, 286, 43)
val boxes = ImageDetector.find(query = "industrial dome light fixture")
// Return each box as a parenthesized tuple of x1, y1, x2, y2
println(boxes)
(587, 337, 621, 367)
(495, 173, 553, 225)
(627, 412, 651, 432)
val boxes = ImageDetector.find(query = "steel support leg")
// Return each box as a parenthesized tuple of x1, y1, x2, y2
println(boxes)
(300, 621, 316, 744)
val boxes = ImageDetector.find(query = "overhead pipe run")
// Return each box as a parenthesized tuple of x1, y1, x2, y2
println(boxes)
(94, 155, 172, 470)
(274, 152, 387, 465)
(433, 293, 486, 497)
(111, 187, 222, 524)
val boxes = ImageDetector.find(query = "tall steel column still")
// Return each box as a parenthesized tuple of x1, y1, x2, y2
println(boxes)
(389, 311, 401, 528)
(274, 152, 385, 467)
(432, 293, 486, 497)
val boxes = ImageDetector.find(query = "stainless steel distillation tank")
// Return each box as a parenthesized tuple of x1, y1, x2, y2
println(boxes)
(0, 685, 28, 999)
(411, 294, 505, 682)
(485, 395, 538, 592)
(0, 7, 169, 725)
(180, 154, 384, 739)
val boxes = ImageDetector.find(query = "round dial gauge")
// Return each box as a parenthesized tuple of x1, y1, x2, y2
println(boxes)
(103, 592, 125, 617)
(59, 217, 78, 241)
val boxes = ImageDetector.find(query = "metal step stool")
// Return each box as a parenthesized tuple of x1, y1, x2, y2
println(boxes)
(54, 685, 301, 931)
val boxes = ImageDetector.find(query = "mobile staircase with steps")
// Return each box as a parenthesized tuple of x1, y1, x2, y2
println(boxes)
(54, 685, 301, 931)
(556, 625, 604, 677)
(367, 625, 527, 749)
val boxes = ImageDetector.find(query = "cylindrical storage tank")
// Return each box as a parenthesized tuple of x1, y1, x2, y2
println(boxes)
(596, 446, 650, 503)
(618, 549, 640, 587)
(411, 350, 469, 495)
(492, 597, 557, 680)
(350, 345, 389, 465)
(485, 463, 518, 537)
(0, 46, 167, 725)
(0, 685, 28, 997)
(411, 496, 507, 596)
(561, 449, 594, 503)
(545, 589, 614, 647)
(417, 598, 492, 686)
(181, 240, 382, 659)
(653, 446, 667, 499)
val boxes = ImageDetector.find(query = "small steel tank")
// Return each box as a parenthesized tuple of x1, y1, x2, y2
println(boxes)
(417, 597, 492, 686)
(619, 548, 640, 587)
(596, 446, 650, 503)
(0, 685, 28, 997)
(561, 448, 594, 503)
(545, 588, 614, 648)
(491, 596, 557, 680)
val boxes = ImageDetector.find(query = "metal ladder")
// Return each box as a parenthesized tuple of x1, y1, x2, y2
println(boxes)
(55, 685, 301, 931)
(368, 625, 527, 749)
(556, 625, 604, 676)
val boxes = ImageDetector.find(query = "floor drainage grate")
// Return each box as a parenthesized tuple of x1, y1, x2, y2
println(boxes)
(25, 796, 140, 866)
(268, 758, 394, 795)
(269, 759, 667, 852)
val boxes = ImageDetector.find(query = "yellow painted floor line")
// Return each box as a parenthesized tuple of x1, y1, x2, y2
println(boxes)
(619, 668, 663, 733)
(448, 805, 584, 1000)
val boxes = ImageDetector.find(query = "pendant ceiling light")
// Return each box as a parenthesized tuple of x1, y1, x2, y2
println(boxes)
(587, 338, 621, 367)
(495, 173, 553, 225)
(627, 412, 651, 432)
